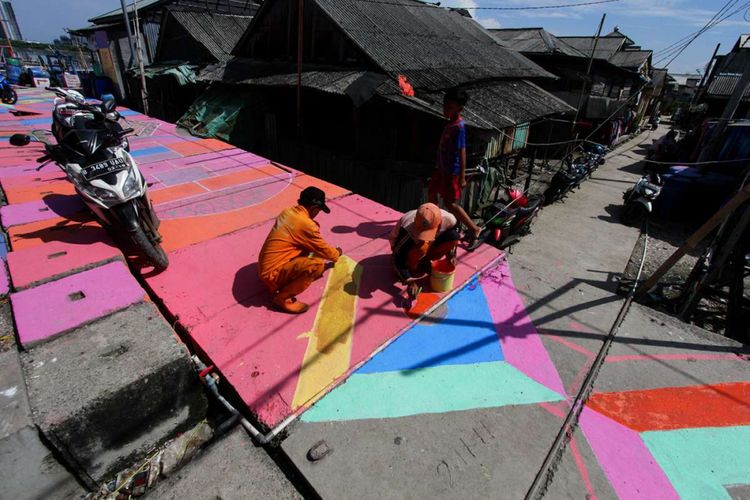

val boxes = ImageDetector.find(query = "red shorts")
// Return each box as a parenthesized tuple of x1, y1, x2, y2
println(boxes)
(428, 169, 461, 205)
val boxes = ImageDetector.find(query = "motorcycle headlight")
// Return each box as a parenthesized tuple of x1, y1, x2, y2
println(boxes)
(85, 185, 119, 201)
(122, 169, 142, 198)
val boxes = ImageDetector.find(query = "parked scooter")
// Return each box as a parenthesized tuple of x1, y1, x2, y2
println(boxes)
(0, 73, 17, 105)
(543, 157, 587, 205)
(9, 87, 168, 270)
(481, 186, 544, 249)
(622, 172, 663, 225)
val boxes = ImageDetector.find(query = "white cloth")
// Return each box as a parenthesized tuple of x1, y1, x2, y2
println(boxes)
(389, 209, 457, 249)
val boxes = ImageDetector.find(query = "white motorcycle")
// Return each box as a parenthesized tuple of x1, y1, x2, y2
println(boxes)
(10, 88, 168, 270)
(622, 172, 663, 226)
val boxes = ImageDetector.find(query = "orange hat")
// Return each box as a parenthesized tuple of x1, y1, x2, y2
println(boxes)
(413, 203, 442, 241)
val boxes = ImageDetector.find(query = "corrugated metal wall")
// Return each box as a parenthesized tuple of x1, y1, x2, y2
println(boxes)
(143, 22, 160, 62)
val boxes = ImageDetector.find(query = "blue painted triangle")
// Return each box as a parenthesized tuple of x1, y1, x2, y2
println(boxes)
(358, 283, 503, 374)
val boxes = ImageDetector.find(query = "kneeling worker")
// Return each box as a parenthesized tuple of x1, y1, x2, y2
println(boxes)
(389, 203, 460, 297)
(259, 187, 341, 314)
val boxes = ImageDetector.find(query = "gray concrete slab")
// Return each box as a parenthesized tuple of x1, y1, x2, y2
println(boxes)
(284, 405, 572, 499)
(593, 302, 750, 393)
(21, 302, 207, 488)
(147, 427, 302, 500)
(0, 350, 84, 500)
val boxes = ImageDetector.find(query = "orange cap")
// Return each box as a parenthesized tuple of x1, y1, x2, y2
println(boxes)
(413, 203, 442, 241)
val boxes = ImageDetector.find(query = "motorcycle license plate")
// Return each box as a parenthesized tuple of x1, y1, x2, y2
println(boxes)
(82, 158, 127, 181)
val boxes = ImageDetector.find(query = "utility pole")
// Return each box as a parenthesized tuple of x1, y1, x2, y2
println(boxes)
(0, 10, 15, 59)
(697, 61, 750, 162)
(132, 0, 149, 114)
(572, 13, 606, 131)
(120, 0, 136, 68)
(692, 42, 720, 105)
(296, 0, 304, 143)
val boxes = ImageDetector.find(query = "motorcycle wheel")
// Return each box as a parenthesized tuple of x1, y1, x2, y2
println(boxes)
(2, 89, 17, 105)
(131, 225, 169, 271)
(621, 203, 648, 226)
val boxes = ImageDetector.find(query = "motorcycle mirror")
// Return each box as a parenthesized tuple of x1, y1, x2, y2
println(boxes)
(101, 97, 117, 113)
(9, 134, 30, 147)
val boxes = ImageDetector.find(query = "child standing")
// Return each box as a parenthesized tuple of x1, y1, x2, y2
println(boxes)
(428, 87, 482, 249)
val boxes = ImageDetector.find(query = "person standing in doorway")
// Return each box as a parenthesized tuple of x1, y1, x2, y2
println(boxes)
(428, 87, 482, 250)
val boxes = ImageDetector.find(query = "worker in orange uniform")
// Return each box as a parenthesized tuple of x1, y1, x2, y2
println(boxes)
(389, 203, 460, 298)
(259, 187, 342, 314)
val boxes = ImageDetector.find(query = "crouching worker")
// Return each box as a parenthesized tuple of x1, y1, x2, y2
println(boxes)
(259, 187, 342, 314)
(389, 203, 460, 297)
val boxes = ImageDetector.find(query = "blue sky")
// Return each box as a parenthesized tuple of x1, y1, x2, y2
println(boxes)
(12, 0, 750, 74)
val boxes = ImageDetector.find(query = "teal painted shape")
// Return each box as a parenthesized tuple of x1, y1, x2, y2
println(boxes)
(642, 426, 750, 500)
(302, 362, 564, 422)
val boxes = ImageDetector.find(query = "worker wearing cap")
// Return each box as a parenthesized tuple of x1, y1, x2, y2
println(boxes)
(259, 187, 342, 314)
(389, 203, 460, 296)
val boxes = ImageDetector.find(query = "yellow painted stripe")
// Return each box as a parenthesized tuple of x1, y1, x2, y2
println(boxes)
(292, 256, 363, 410)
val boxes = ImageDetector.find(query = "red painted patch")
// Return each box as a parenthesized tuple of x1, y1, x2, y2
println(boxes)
(587, 382, 750, 432)
(405, 292, 440, 320)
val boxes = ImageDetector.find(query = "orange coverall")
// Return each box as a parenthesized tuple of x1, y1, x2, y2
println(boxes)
(258, 205, 340, 294)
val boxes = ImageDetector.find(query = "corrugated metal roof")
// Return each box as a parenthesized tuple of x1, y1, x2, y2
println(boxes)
(714, 51, 750, 74)
(89, 0, 257, 24)
(491, 28, 587, 58)
(609, 50, 651, 69)
(706, 74, 750, 99)
(558, 36, 624, 61)
(165, 8, 253, 62)
(200, 58, 572, 129)
(310, 0, 554, 90)
(379, 79, 574, 130)
(89, 0, 165, 23)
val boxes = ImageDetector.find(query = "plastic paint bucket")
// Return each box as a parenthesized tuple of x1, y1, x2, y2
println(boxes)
(430, 259, 456, 293)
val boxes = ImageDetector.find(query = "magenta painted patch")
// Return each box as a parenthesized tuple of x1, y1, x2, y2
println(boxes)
(579, 407, 680, 500)
(7, 239, 122, 290)
(0, 196, 86, 229)
(483, 262, 567, 396)
(11, 261, 145, 346)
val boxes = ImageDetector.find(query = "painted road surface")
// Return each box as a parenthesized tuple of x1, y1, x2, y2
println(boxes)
(0, 87, 501, 430)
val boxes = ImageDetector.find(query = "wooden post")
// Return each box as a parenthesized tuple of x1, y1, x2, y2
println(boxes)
(679, 201, 750, 319)
(635, 183, 750, 298)
(572, 14, 605, 131)
(726, 246, 748, 342)
(525, 148, 537, 192)
(296, 0, 304, 143)
(512, 155, 521, 182)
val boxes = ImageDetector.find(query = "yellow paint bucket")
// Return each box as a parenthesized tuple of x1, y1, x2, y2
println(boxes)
(430, 259, 456, 293)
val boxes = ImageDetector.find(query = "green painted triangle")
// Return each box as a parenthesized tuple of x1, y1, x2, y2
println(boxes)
(302, 361, 564, 422)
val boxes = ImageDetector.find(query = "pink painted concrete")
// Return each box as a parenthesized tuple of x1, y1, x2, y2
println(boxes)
(1, 196, 86, 229)
(7, 239, 122, 290)
(483, 262, 567, 397)
(579, 407, 680, 500)
(11, 261, 146, 346)
(146, 194, 502, 427)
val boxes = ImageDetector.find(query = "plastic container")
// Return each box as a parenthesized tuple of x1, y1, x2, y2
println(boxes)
(430, 259, 456, 293)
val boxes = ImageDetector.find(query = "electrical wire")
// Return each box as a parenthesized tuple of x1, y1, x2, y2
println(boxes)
(654, 0, 750, 66)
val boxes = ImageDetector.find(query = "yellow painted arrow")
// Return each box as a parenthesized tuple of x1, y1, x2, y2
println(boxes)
(292, 255, 363, 410)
